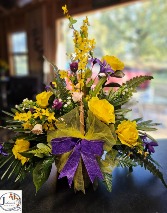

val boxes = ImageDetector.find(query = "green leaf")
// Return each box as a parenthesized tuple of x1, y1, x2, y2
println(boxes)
(0, 154, 13, 169)
(0, 154, 24, 182)
(69, 17, 77, 27)
(91, 76, 107, 96)
(102, 173, 112, 192)
(11, 108, 19, 113)
(2, 110, 14, 117)
(8, 161, 20, 179)
(111, 70, 125, 78)
(1, 160, 15, 180)
(33, 158, 54, 192)
(104, 82, 121, 87)
(85, 68, 92, 79)
(27, 143, 51, 158)
(86, 79, 94, 87)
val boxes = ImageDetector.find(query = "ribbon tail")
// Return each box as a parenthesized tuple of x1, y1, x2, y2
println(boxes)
(73, 159, 85, 193)
(81, 153, 103, 183)
(58, 146, 81, 187)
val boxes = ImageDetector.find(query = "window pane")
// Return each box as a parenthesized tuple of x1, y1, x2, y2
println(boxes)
(13, 55, 28, 76)
(11, 32, 27, 53)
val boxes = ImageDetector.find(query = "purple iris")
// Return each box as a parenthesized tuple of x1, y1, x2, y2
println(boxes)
(0, 144, 8, 156)
(52, 99, 63, 110)
(90, 58, 101, 66)
(141, 135, 158, 154)
(90, 58, 114, 75)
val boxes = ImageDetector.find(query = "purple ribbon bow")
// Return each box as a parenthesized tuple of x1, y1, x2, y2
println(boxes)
(51, 137, 104, 187)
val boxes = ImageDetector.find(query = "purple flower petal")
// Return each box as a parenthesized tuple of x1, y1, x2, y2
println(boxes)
(141, 136, 158, 154)
(52, 99, 63, 110)
(0, 144, 8, 156)
(148, 145, 155, 153)
(149, 142, 158, 146)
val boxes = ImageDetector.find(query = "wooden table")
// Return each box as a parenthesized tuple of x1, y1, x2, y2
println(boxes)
(0, 139, 167, 213)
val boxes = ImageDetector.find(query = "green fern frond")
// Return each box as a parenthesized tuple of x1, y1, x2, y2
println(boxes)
(137, 120, 160, 131)
(108, 75, 153, 107)
(139, 158, 167, 188)
(102, 173, 112, 192)
(116, 154, 137, 168)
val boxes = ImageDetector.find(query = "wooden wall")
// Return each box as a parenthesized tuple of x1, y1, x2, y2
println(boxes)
(0, 0, 139, 86)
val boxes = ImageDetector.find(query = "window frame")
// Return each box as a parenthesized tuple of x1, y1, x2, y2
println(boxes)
(8, 31, 29, 76)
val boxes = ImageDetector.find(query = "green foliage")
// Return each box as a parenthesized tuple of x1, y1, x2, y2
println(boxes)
(0, 154, 24, 182)
(33, 157, 54, 192)
(108, 76, 153, 107)
(69, 17, 77, 28)
(2, 110, 14, 117)
(104, 82, 121, 88)
(111, 70, 125, 78)
(116, 153, 137, 168)
(43, 56, 69, 100)
(138, 157, 167, 188)
(102, 173, 112, 192)
(137, 119, 160, 131)
(115, 108, 132, 121)
(27, 143, 51, 158)
(85, 68, 92, 79)
(91, 76, 107, 97)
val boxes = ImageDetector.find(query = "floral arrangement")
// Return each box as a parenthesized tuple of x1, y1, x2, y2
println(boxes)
(0, 5, 167, 193)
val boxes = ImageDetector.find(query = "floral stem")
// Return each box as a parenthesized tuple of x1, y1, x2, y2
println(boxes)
(79, 99, 85, 135)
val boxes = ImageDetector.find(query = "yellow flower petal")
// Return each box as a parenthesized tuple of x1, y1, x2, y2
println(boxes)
(116, 120, 138, 147)
(12, 139, 30, 165)
(101, 55, 124, 71)
(88, 97, 115, 124)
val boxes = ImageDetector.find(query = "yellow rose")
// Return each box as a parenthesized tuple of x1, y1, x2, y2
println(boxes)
(101, 55, 124, 71)
(36, 91, 53, 108)
(88, 97, 115, 124)
(12, 139, 30, 165)
(116, 120, 138, 147)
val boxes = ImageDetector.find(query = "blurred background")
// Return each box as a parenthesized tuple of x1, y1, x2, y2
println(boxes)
(0, 0, 167, 139)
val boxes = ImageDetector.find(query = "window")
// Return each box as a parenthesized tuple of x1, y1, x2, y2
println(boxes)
(9, 32, 28, 76)
(56, 0, 167, 139)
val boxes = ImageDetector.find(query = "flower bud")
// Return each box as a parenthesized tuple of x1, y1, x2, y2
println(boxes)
(72, 92, 83, 102)
(31, 124, 43, 135)
(70, 62, 78, 72)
